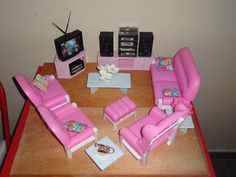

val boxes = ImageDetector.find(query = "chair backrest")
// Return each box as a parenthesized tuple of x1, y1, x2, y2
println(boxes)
(0, 82, 11, 149)
(37, 105, 71, 148)
(14, 74, 43, 107)
(173, 47, 201, 102)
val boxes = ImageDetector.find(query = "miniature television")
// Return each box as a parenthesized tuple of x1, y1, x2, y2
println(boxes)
(54, 30, 84, 62)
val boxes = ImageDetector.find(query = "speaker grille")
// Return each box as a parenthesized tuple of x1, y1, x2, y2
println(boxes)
(99, 32, 114, 57)
(138, 32, 154, 57)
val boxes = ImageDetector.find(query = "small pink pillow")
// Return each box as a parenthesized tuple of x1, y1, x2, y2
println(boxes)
(156, 57, 173, 70)
(33, 74, 49, 92)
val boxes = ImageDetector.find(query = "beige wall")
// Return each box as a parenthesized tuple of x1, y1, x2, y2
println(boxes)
(0, 0, 236, 151)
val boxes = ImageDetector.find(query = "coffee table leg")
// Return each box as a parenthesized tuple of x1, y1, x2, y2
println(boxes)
(90, 87, 98, 94)
(120, 88, 128, 94)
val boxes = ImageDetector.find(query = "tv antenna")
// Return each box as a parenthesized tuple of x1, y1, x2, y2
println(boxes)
(52, 11, 71, 35)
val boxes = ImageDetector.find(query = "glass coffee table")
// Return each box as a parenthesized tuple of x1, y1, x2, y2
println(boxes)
(87, 73, 131, 94)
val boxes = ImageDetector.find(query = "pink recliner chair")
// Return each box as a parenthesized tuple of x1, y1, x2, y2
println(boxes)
(119, 102, 192, 166)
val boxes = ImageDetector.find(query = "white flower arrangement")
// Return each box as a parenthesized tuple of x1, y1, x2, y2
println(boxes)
(97, 64, 119, 81)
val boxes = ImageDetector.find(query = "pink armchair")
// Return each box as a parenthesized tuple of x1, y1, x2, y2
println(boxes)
(119, 102, 192, 166)
(150, 47, 200, 110)
(14, 73, 70, 110)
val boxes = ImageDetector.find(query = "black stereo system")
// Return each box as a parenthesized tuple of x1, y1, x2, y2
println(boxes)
(99, 28, 154, 57)
(99, 32, 114, 57)
(118, 27, 138, 57)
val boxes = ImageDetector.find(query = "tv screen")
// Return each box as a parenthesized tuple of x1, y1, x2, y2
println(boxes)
(55, 29, 84, 61)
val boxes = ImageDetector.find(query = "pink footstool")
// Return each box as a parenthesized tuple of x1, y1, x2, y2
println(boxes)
(104, 96, 137, 130)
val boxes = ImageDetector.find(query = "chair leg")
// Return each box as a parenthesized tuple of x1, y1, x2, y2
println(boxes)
(141, 154, 148, 166)
(167, 129, 178, 146)
(113, 124, 117, 130)
(94, 131, 98, 141)
(180, 128, 188, 133)
(65, 148, 72, 159)
(119, 136, 125, 148)
(119, 136, 123, 146)
(165, 108, 173, 115)
(65, 94, 70, 103)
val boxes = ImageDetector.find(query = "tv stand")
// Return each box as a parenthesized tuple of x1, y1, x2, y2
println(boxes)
(97, 51, 155, 70)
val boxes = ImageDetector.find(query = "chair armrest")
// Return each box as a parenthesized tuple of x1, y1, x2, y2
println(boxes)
(119, 127, 139, 147)
(141, 124, 161, 143)
(148, 107, 166, 122)
(44, 94, 70, 110)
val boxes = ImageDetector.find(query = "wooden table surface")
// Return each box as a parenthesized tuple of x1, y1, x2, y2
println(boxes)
(8, 63, 214, 177)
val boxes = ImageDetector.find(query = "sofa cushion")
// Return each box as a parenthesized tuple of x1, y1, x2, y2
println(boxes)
(150, 64, 177, 82)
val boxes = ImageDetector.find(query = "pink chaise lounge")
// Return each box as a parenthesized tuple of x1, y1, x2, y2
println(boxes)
(14, 73, 98, 158)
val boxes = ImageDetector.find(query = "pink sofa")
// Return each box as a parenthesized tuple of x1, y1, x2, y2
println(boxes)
(150, 47, 201, 109)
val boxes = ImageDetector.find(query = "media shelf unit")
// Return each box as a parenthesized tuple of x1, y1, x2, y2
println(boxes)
(97, 51, 155, 70)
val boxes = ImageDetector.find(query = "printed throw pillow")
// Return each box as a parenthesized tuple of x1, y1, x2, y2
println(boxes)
(33, 74, 49, 92)
(64, 120, 87, 133)
(161, 88, 180, 97)
(156, 57, 174, 70)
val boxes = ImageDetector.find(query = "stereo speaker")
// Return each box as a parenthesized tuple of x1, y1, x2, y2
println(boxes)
(99, 32, 114, 57)
(138, 32, 154, 57)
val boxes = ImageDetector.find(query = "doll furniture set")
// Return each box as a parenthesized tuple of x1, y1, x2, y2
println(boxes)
(14, 73, 98, 159)
(14, 46, 200, 166)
